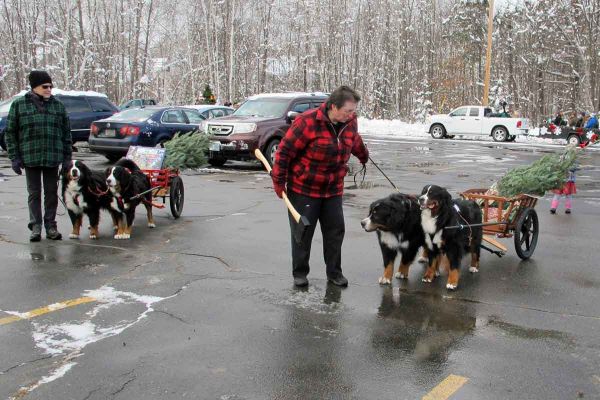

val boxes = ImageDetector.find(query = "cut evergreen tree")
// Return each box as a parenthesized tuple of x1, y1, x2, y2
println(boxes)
(164, 131, 209, 169)
(496, 146, 578, 197)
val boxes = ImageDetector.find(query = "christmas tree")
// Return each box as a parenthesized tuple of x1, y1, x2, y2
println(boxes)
(164, 131, 209, 169)
(496, 146, 578, 197)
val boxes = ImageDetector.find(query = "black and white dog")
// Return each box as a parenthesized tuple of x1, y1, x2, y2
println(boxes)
(62, 160, 115, 239)
(419, 185, 483, 290)
(105, 158, 155, 240)
(361, 193, 426, 284)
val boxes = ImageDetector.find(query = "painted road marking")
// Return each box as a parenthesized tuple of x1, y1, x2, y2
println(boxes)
(422, 374, 469, 400)
(0, 297, 96, 326)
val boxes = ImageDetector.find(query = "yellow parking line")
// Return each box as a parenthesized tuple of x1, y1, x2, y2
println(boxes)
(0, 297, 96, 326)
(422, 374, 469, 400)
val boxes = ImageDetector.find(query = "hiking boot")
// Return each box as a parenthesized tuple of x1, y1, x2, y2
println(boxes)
(46, 227, 62, 240)
(550, 209, 556, 214)
(565, 209, 571, 214)
(30, 225, 42, 242)
(328, 274, 348, 287)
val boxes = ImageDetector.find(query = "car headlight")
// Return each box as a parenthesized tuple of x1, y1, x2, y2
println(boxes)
(233, 123, 256, 134)
(198, 120, 207, 133)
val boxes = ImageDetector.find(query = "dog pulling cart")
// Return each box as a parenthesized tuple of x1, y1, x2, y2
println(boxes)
(458, 189, 539, 259)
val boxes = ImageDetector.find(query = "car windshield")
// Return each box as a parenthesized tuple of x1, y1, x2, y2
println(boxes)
(107, 108, 156, 122)
(234, 99, 289, 118)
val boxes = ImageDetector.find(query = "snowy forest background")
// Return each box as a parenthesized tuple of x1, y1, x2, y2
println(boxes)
(0, 0, 599, 123)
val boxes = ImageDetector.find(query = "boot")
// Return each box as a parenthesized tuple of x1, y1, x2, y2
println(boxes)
(46, 226, 62, 240)
(30, 225, 42, 242)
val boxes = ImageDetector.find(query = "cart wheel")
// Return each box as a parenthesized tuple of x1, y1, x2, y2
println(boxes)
(169, 176, 184, 218)
(514, 207, 538, 259)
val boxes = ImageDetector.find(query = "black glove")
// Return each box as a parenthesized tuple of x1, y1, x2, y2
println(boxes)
(11, 159, 23, 175)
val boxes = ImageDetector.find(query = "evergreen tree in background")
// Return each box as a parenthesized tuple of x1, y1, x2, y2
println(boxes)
(202, 85, 215, 104)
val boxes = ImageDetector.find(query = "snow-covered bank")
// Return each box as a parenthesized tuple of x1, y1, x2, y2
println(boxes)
(358, 117, 428, 138)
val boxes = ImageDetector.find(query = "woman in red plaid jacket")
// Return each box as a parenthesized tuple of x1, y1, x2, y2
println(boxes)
(271, 86, 369, 287)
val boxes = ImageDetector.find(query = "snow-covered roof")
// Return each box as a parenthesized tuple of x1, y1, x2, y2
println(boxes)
(248, 92, 329, 100)
(12, 89, 108, 98)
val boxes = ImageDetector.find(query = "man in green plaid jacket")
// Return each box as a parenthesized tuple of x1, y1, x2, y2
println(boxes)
(5, 70, 72, 241)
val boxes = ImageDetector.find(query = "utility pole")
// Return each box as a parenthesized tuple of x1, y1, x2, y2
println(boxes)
(482, 0, 494, 106)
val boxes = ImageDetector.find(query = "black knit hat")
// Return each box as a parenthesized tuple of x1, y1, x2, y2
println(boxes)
(28, 70, 53, 89)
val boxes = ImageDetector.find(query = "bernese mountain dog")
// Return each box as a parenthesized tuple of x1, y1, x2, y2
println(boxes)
(361, 193, 426, 285)
(62, 160, 115, 239)
(105, 158, 155, 240)
(419, 185, 483, 290)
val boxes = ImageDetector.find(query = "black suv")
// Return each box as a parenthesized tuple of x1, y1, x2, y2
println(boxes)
(204, 92, 329, 166)
(0, 92, 118, 150)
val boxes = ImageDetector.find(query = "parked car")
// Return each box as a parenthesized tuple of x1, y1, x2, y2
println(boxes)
(185, 104, 234, 119)
(204, 92, 329, 167)
(427, 105, 530, 142)
(0, 90, 118, 150)
(88, 106, 206, 161)
(119, 98, 157, 110)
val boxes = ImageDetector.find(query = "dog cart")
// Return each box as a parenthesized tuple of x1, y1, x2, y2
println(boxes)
(126, 146, 185, 218)
(459, 189, 539, 259)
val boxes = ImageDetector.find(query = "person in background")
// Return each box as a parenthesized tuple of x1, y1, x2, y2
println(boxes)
(550, 164, 579, 215)
(553, 112, 564, 126)
(4, 70, 72, 241)
(584, 112, 598, 129)
(567, 111, 578, 127)
(271, 85, 369, 288)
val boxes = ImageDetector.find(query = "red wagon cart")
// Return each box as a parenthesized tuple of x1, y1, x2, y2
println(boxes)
(125, 146, 184, 218)
(141, 168, 184, 218)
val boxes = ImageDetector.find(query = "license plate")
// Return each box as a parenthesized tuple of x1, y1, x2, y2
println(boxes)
(209, 141, 221, 151)
(103, 129, 116, 137)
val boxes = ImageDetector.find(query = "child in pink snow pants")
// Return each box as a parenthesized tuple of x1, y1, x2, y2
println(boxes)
(550, 166, 578, 214)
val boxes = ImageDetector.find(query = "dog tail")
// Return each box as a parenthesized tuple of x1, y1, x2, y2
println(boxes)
(114, 158, 141, 172)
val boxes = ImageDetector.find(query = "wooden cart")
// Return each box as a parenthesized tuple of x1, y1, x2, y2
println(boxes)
(460, 189, 539, 259)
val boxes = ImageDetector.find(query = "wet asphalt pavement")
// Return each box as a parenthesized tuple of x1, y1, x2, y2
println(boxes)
(0, 136, 599, 400)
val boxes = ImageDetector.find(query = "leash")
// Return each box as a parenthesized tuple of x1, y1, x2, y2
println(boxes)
(368, 156, 400, 192)
(353, 163, 366, 187)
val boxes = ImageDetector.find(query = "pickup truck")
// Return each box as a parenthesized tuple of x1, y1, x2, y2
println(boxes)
(427, 105, 529, 142)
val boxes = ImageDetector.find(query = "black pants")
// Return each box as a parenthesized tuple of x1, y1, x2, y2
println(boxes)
(25, 166, 59, 231)
(287, 191, 345, 279)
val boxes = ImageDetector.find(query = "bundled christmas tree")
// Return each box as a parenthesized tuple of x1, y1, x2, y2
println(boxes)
(164, 131, 209, 169)
(495, 146, 578, 197)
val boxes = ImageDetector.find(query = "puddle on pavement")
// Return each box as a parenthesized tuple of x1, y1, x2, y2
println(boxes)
(370, 288, 476, 362)
(239, 285, 345, 315)
(486, 316, 573, 345)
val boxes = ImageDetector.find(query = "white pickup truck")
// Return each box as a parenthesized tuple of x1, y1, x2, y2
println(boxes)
(426, 105, 529, 142)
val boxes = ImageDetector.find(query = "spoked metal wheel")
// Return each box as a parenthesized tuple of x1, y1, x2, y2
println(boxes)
(169, 176, 184, 218)
(430, 124, 446, 139)
(514, 207, 539, 259)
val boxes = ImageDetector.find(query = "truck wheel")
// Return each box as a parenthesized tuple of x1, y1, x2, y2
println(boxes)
(430, 124, 446, 139)
(567, 135, 581, 146)
(265, 139, 281, 166)
(208, 158, 227, 167)
(492, 127, 508, 142)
